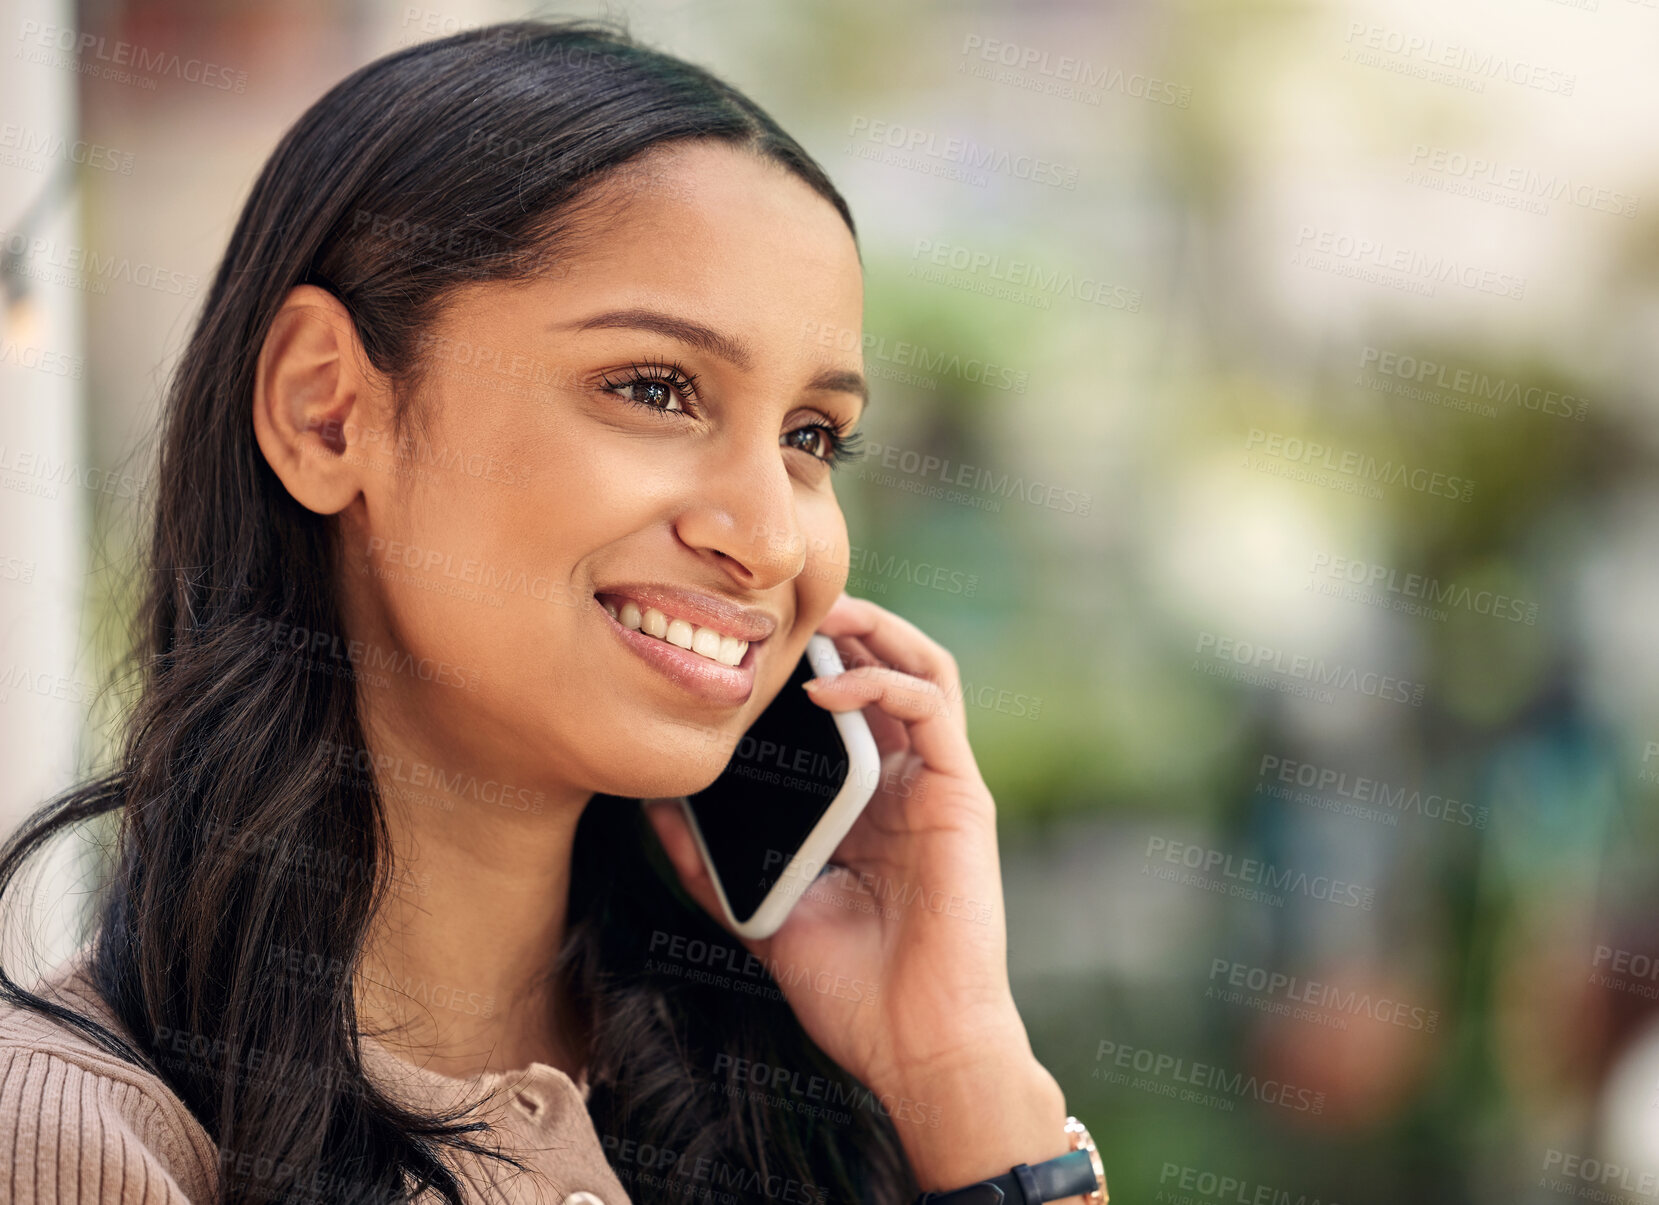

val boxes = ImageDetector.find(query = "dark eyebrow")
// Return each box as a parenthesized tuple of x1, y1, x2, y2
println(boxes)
(806, 368, 869, 411)
(554, 307, 869, 411)
(555, 307, 755, 371)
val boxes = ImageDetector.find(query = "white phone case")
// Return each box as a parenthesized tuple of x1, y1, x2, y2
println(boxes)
(674, 634, 882, 939)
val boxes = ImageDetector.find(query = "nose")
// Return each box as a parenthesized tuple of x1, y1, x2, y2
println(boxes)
(672, 430, 810, 590)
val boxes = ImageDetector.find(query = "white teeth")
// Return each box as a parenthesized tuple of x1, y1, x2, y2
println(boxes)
(605, 597, 750, 667)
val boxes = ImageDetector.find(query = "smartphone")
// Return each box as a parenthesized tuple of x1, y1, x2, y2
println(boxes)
(666, 634, 881, 939)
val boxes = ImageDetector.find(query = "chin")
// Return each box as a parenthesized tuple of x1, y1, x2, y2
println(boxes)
(594, 725, 740, 800)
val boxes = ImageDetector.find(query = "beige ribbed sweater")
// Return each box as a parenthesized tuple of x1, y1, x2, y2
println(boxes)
(0, 953, 634, 1204)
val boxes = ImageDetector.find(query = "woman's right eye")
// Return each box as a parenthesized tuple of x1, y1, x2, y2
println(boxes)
(599, 360, 702, 417)
(615, 377, 687, 412)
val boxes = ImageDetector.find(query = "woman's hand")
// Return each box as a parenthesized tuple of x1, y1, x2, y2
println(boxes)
(644, 592, 1079, 1193)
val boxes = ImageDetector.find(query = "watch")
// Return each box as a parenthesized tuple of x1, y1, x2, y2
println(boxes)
(1063, 1116, 1107, 1204)
(913, 1115, 1108, 1205)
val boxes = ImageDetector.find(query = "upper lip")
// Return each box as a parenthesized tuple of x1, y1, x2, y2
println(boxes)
(595, 583, 780, 643)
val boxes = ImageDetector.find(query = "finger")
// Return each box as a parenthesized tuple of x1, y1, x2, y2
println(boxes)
(784, 862, 892, 924)
(802, 666, 979, 783)
(815, 595, 959, 689)
(818, 796, 907, 870)
(823, 633, 912, 754)
(827, 632, 880, 673)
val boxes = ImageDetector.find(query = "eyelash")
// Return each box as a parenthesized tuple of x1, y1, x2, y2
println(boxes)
(598, 359, 867, 470)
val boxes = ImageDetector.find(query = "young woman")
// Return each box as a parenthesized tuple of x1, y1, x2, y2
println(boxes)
(0, 19, 1103, 1205)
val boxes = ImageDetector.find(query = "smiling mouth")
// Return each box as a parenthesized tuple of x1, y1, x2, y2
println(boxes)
(596, 593, 752, 667)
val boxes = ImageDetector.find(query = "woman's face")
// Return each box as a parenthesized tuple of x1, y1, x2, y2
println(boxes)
(335, 140, 867, 804)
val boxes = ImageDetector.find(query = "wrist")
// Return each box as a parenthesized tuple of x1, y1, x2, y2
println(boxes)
(889, 1052, 1075, 1196)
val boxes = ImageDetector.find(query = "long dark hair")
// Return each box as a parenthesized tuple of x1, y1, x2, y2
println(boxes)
(0, 18, 913, 1204)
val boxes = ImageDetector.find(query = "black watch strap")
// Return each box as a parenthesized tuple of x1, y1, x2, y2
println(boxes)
(915, 1149, 1099, 1204)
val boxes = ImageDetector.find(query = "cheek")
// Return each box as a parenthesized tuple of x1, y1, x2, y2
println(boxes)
(354, 445, 596, 673)
(386, 385, 639, 581)
(795, 506, 851, 629)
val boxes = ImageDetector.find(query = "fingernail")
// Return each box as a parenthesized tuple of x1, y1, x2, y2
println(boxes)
(802, 678, 825, 691)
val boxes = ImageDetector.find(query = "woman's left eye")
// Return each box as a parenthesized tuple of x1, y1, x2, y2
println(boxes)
(784, 425, 834, 460)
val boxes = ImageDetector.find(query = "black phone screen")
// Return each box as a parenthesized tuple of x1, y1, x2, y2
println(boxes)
(683, 650, 853, 924)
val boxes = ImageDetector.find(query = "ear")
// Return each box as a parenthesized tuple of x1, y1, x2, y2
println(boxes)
(252, 284, 387, 515)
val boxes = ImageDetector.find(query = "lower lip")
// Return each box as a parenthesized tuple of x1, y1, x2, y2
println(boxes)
(595, 595, 758, 706)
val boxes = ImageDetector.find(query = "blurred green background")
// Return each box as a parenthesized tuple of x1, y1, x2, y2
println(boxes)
(5, 0, 1659, 1201)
